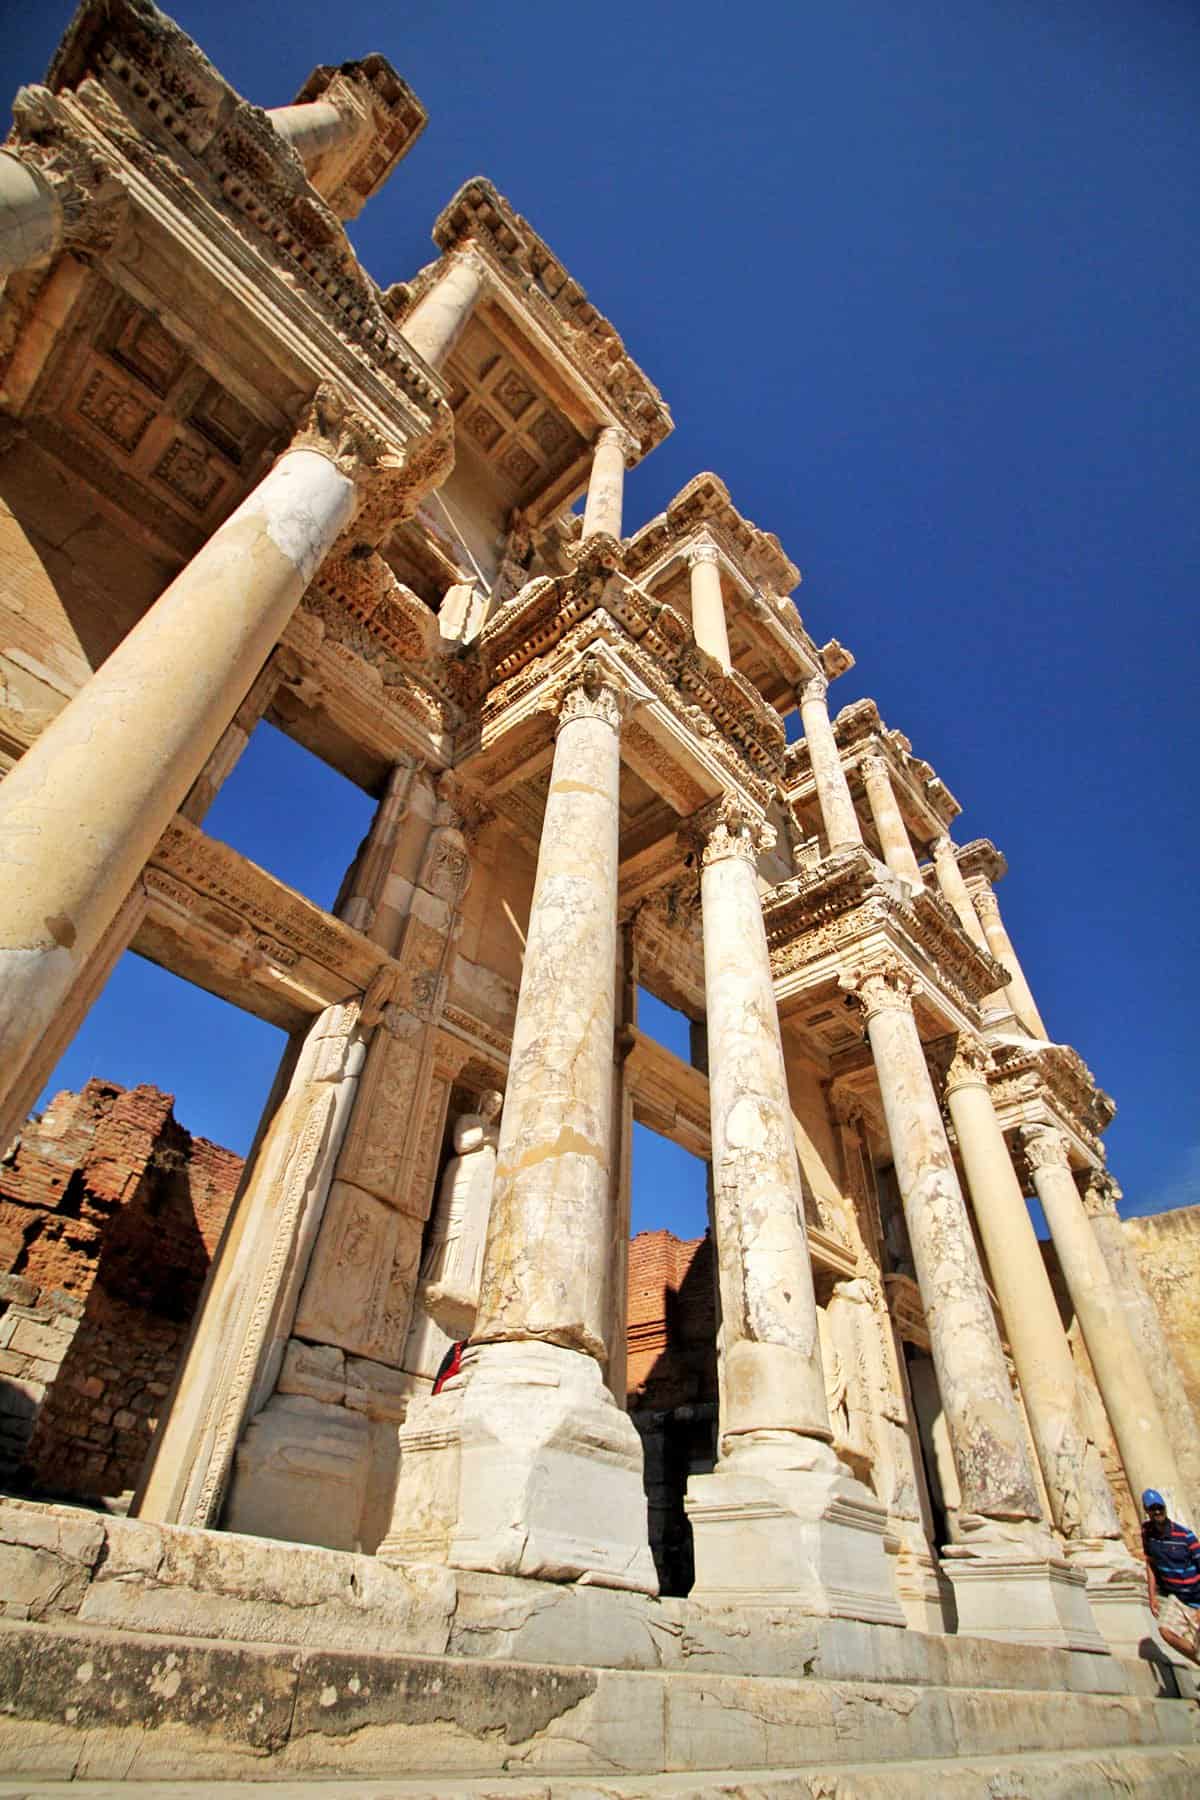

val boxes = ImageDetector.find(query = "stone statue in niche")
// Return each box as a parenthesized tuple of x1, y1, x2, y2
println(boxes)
(404, 1090, 502, 1379)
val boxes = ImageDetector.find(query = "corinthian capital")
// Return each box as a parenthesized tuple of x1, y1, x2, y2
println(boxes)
(694, 792, 777, 867)
(1080, 1166, 1122, 1218)
(858, 751, 890, 785)
(594, 422, 636, 463)
(838, 960, 918, 1020)
(556, 652, 627, 734)
(799, 670, 829, 706)
(687, 537, 721, 570)
(9, 87, 128, 260)
(1021, 1123, 1070, 1174)
(292, 382, 454, 541)
(944, 1032, 993, 1094)
(972, 886, 1001, 921)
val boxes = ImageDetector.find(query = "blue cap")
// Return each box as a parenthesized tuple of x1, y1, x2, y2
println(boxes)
(1143, 1489, 1166, 1509)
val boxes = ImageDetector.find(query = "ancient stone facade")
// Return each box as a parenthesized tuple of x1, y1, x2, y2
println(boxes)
(0, 1, 1198, 1784)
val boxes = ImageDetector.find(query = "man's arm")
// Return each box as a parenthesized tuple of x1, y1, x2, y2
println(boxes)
(1146, 1557, 1159, 1617)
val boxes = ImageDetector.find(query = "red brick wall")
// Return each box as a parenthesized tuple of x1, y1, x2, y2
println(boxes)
(0, 1081, 242, 1500)
(626, 1228, 717, 1410)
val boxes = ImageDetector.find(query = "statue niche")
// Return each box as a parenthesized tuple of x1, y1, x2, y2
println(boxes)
(404, 1089, 502, 1379)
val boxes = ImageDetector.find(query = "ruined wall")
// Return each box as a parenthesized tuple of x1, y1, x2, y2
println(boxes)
(1123, 1205, 1200, 1424)
(0, 1081, 241, 1499)
(626, 1228, 717, 1411)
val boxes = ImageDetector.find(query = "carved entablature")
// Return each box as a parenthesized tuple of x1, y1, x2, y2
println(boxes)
(475, 567, 785, 795)
(837, 701, 961, 835)
(956, 838, 1009, 886)
(762, 847, 1010, 1049)
(402, 177, 674, 462)
(28, 1, 446, 430)
(290, 56, 427, 222)
(621, 471, 830, 717)
(631, 882, 707, 1020)
(986, 1037, 1115, 1163)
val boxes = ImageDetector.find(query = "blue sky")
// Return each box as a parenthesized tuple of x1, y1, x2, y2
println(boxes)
(7, 0, 1198, 1236)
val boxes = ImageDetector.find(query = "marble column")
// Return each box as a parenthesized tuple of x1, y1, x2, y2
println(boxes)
(423, 655, 656, 1591)
(0, 385, 385, 1149)
(798, 672, 863, 854)
(400, 247, 486, 367)
(580, 424, 632, 542)
(847, 971, 1106, 1647)
(1023, 1125, 1185, 1512)
(930, 837, 989, 951)
(684, 802, 904, 1625)
(945, 1042, 1122, 1546)
(846, 968, 1042, 1529)
(268, 100, 359, 166)
(859, 752, 923, 886)
(687, 538, 732, 671)
(1082, 1169, 1200, 1518)
(973, 886, 1048, 1038)
(0, 150, 62, 276)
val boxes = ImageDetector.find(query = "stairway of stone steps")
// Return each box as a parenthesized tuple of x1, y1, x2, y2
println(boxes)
(1, 1617, 1198, 1791)
(2, 1747, 1200, 1797)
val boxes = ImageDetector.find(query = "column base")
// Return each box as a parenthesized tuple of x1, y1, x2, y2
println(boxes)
(431, 1341, 657, 1594)
(942, 1535, 1108, 1653)
(685, 1434, 906, 1627)
(1066, 1539, 1162, 1659)
(223, 1393, 371, 1553)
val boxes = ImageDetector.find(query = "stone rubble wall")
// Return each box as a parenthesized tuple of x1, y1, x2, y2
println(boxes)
(0, 1081, 241, 1499)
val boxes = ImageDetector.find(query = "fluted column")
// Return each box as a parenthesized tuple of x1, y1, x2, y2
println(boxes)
(1023, 1125, 1185, 1511)
(698, 798, 832, 1448)
(845, 965, 1042, 1530)
(442, 654, 657, 1592)
(930, 837, 989, 950)
(687, 538, 732, 671)
(944, 1041, 1122, 1544)
(580, 424, 632, 542)
(1082, 1169, 1200, 1517)
(0, 385, 401, 1148)
(859, 752, 923, 886)
(973, 886, 1048, 1038)
(798, 672, 863, 853)
(400, 247, 486, 367)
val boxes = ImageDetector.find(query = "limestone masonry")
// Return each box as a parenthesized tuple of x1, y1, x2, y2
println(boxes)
(0, 2, 1198, 1787)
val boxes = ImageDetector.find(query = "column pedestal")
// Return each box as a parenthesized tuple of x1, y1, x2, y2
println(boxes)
(941, 1540, 1106, 1652)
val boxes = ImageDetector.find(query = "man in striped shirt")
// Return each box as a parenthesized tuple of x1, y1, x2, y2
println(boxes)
(1142, 1487, 1200, 1665)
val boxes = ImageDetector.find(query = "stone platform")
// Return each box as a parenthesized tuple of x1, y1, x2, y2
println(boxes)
(0, 1499, 1196, 1786)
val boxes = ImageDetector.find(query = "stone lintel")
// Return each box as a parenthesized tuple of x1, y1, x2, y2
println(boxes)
(135, 816, 397, 1032)
(622, 1025, 711, 1161)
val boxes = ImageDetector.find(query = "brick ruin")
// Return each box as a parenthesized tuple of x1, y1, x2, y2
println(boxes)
(0, 1081, 240, 1500)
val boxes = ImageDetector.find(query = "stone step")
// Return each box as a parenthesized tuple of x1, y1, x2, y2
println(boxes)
(2, 1745, 1200, 1797)
(0, 1619, 1197, 1785)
